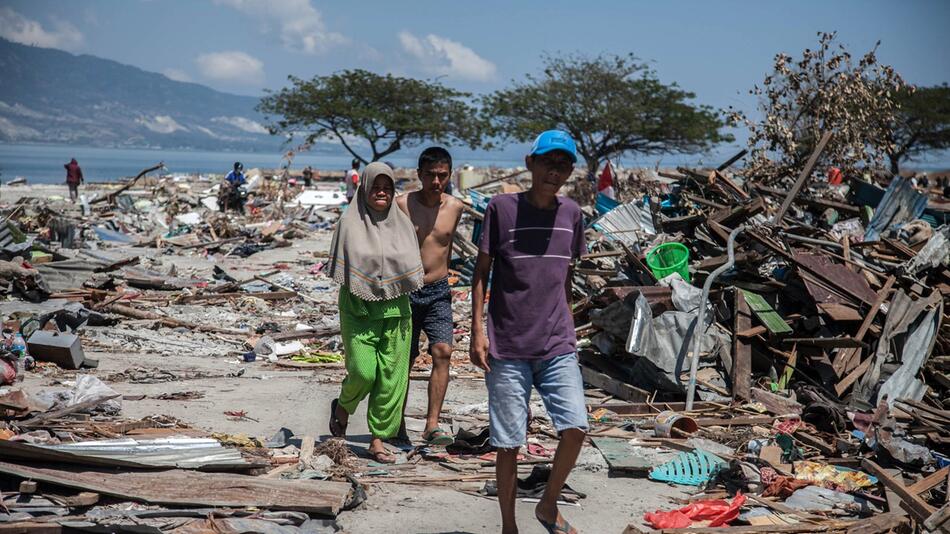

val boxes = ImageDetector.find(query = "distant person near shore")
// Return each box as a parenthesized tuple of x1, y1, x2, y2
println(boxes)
(346, 159, 360, 203)
(218, 162, 246, 214)
(303, 165, 313, 187)
(64, 158, 83, 202)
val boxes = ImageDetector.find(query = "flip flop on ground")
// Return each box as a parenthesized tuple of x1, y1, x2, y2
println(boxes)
(422, 427, 455, 446)
(536, 511, 578, 534)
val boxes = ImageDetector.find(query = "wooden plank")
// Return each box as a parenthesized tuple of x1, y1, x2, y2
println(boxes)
(0, 460, 352, 516)
(924, 501, 950, 532)
(833, 275, 896, 377)
(580, 367, 651, 403)
(835, 356, 873, 396)
(750, 388, 802, 415)
(299, 435, 315, 467)
(741, 289, 793, 334)
(882, 468, 908, 517)
(733, 289, 752, 401)
(19, 395, 121, 427)
(783, 337, 865, 349)
(844, 512, 911, 534)
(0, 522, 62, 534)
(907, 465, 949, 495)
(587, 401, 722, 416)
(861, 458, 936, 522)
(794, 431, 835, 456)
(772, 130, 833, 224)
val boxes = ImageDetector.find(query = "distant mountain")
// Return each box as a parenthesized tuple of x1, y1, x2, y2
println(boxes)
(0, 38, 281, 151)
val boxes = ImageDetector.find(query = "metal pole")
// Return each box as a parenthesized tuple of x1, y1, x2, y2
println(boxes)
(685, 225, 744, 410)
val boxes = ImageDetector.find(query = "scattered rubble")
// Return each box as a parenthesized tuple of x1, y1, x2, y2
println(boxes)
(0, 150, 948, 533)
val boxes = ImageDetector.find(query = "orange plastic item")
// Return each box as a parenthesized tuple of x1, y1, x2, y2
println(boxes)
(644, 492, 746, 529)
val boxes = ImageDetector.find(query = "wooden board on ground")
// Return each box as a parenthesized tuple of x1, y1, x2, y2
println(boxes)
(0, 460, 351, 516)
(580, 366, 650, 403)
(741, 289, 793, 334)
(590, 437, 654, 476)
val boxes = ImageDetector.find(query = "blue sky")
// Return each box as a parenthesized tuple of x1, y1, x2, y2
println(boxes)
(2, 0, 949, 163)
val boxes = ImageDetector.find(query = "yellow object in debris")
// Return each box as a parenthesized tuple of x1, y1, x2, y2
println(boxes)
(211, 432, 263, 448)
(793, 460, 876, 491)
(291, 352, 344, 364)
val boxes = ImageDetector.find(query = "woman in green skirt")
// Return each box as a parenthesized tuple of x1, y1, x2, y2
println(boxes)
(327, 162, 424, 463)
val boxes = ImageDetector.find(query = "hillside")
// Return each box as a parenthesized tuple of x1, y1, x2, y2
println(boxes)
(0, 39, 280, 151)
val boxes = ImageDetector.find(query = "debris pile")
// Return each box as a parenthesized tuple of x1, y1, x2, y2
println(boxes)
(0, 148, 948, 533)
(547, 144, 950, 533)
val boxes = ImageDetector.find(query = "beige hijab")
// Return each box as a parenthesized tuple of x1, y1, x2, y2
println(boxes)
(328, 162, 423, 301)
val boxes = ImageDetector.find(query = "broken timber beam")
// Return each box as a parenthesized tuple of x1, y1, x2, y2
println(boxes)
(0, 460, 351, 516)
(772, 131, 833, 224)
(861, 458, 936, 523)
(832, 275, 896, 377)
(579, 366, 650, 403)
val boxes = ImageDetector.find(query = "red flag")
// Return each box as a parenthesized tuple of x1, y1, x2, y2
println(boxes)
(598, 161, 615, 199)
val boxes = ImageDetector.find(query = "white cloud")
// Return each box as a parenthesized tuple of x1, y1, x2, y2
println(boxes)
(194, 125, 220, 138)
(137, 115, 188, 134)
(398, 31, 496, 82)
(211, 116, 268, 134)
(0, 7, 84, 51)
(213, 0, 345, 54)
(195, 51, 264, 85)
(162, 68, 192, 83)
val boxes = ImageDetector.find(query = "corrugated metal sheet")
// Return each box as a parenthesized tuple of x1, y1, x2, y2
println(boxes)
(45, 437, 246, 469)
(592, 201, 656, 248)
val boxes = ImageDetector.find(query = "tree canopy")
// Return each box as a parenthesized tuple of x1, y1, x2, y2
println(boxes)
(731, 32, 906, 180)
(886, 84, 950, 174)
(482, 53, 731, 173)
(257, 69, 484, 164)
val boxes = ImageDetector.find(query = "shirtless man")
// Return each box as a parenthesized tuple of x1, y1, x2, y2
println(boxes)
(395, 146, 463, 446)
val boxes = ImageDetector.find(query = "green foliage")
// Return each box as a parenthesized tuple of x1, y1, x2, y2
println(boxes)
(258, 69, 485, 163)
(483, 53, 731, 172)
(887, 84, 950, 173)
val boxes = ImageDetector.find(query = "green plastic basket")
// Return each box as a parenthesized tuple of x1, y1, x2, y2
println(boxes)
(646, 242, 690, 281)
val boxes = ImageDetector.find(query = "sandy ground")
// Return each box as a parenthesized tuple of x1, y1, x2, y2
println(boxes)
(7, 183, 688, 534)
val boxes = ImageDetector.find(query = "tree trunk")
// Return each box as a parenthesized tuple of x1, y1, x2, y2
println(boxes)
(584, 156, 600, 177)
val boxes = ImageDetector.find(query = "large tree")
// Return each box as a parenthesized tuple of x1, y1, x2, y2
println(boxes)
(731, 32, 907, 180)
(482, 53, 730, 174)
(886, 84, 950, 175)
(258, 69, 485, 164)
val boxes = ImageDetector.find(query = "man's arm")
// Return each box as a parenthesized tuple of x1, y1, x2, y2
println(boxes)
(469, 250, 493, 372)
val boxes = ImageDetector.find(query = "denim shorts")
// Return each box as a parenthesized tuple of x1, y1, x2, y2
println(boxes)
(409, 277, 454, 359)
(486, 352, 589, 449)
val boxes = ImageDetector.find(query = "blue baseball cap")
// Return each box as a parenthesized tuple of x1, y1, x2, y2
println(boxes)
(530, 130, 578, 163)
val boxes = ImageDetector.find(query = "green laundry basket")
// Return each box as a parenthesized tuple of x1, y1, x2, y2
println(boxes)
(646, 242, 690, 281)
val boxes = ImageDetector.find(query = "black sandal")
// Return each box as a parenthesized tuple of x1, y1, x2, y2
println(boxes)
(329, 398, 346, 437)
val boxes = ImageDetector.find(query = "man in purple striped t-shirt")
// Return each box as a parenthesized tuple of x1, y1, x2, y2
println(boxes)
(471, 130, 588, 534)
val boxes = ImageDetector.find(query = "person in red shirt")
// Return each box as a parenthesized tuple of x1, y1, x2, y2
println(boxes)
(64, 158, 83, 202)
